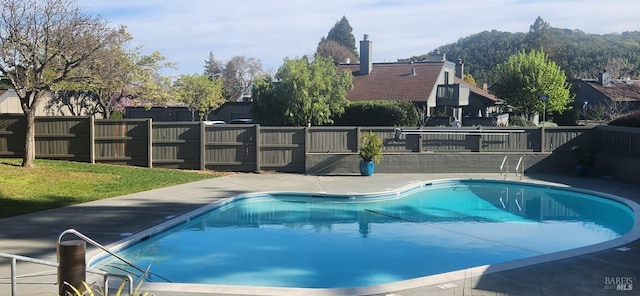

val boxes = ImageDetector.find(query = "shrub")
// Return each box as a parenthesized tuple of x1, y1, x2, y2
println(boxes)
(609, 110, 640, 127)
(553, 106, 579, 126)
(333, 100, 418, 126)
(509, 115, 529, 127)
(358, 132, 383, 163)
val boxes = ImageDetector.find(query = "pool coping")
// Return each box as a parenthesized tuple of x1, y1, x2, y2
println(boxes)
(87, 178, 640, 296)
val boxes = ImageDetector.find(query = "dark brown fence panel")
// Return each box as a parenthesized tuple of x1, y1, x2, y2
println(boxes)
(94, 119, 150, 167)
(423, 132, 474, 152)
(0, 114, 25, 157)
(544, 127, 594, 152)
(35, 116, 91, 161)
(259, 127, 305, 172)
(596, 125, 640, 159)
(308, 127, 358, 153)
(525, 128, 542, 151)
(152, 122, 201, 169)
(480, 128, 532, 152)
(204, 124, 257, 171)
(357, 127, 417, 152)
(481, 134, 513, 152)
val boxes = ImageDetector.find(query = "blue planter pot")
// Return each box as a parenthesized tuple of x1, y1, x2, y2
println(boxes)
(359, 160, 375, 176)
(575, 165, 589, 177)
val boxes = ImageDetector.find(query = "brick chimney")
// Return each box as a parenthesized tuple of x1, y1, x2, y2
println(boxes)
(359, 34, 372, 75)
(599, 70, 611, 87)
(427, 50, 446, 62)
(455, 59, 464, 79)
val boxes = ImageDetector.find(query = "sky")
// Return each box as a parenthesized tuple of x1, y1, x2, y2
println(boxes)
(78, 0, 640, 76)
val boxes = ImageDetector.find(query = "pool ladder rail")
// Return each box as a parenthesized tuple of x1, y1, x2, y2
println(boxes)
(499, 188, 524, 212)
(500, 156, 525, 181)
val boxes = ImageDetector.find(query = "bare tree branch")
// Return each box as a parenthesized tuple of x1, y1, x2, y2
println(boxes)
(0, 0, 120, 166)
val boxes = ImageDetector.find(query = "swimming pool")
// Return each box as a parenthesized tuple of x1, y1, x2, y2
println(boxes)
(90, 179, 638, 292)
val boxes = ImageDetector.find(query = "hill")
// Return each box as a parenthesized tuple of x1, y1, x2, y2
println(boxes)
(401, 17, 640, 85)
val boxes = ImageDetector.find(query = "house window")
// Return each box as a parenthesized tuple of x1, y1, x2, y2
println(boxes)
(444, 72, 450, 85)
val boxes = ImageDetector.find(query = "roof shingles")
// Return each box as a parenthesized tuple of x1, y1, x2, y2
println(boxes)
(338, 62, 444, 102)
(585, 80, 640, 102)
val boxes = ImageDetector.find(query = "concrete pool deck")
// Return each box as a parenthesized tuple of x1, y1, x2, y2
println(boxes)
(1, 172, 640, 296)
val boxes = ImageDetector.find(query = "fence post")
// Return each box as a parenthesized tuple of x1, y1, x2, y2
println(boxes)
(477, 127, 484, 152)
(356, 127, 362, 153)
(200, 121, 206, 170)
(418, 126, 424, 153)
(540, 127, 546, 153)
(255, 124, 261, 172)
(89, 116, 95, 164)
(147, 119, 153, 168)
(304, 127, 310, 154)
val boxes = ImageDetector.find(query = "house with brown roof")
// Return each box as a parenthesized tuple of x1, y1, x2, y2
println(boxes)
(570, 71, 640, 119)
(337, 36, 503, 126)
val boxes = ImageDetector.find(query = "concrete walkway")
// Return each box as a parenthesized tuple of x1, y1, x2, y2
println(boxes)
(1, 172, 639, 296)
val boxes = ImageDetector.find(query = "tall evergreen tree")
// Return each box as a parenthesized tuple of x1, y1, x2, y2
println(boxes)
(204, 52, 223, 79)
(326, 16, 358, 58)
(316, 38, 358, 64)
(524, 17, 551, 50)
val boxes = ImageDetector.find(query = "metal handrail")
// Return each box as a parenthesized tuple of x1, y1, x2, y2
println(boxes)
(515, 156, 524, 180)
(500, 156, 508, 179)
(58, 229, 146, 275)
(0, 252, 133, 296)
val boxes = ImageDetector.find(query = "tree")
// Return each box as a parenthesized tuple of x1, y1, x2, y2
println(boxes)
(524, 17, 554, 53)
(50, 30, 175, 119)
(490, 49, 573, 120)
(586, 100, 634, 122)
(604, 56, 637, 79)
(252, 56, 353, 126)
(87, 47, 174, 119)
(174, 73, 224, 121)
(250, 75, 287, 125)
(222, 56, 264, 101)
(463, 73, 477, 87)
(0, 0, 121, 167)
(316, 39, 358, 64)
(204, 51, 223, 79)
(45, 89, 100, 116)
(402, 30, 527, 85)
(0, 75, 11, 88)
(325, 16, 358, 58)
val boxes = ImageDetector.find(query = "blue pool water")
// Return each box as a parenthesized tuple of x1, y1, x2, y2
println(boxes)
(92, 180, 635, 289)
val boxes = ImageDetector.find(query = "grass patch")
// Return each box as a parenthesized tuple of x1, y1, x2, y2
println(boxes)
(0, 158, 220, 218)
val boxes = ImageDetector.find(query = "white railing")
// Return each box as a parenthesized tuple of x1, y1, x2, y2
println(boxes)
(515, 156, 525, 180)
(500, 155, 508, 179)
(0, 252, 133, 296)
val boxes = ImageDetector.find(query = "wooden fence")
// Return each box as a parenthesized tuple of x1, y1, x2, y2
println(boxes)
(1, 114, 638, 174)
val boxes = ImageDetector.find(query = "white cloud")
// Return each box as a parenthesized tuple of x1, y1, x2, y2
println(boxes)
(78, 0, 640, 76)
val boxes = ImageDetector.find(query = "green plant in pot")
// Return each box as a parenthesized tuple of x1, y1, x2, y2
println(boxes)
(358, 131, 383, 176)
(571, 145, 593, 177)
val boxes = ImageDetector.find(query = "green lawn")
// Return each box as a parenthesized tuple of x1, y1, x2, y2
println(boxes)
(0, 158, 220, 218)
